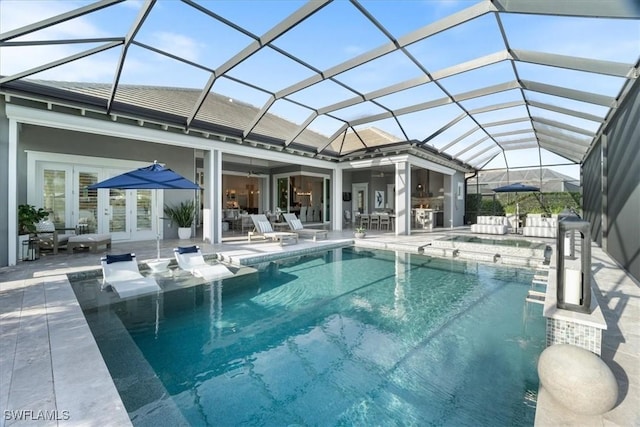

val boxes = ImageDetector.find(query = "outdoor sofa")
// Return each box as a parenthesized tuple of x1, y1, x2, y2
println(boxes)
(470, 216, 509, 235)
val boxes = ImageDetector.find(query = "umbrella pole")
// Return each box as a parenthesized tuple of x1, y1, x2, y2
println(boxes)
(156, 189, 161, 260)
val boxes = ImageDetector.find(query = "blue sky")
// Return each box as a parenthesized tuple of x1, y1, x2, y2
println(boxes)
(2, 0, 639, 179)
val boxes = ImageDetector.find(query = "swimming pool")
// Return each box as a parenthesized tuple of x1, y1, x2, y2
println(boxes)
(76, 247, 545, 426)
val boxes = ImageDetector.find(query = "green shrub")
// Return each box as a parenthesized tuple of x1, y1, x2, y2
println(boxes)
(163, 200, 195, 227)
(465, 191, 581, 221)
(18, 204, 49, 234)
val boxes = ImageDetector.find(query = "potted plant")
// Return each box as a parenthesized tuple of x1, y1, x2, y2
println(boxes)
(354, 226, 366, 239)
(18, 204, 49, 235)
(164, 200, 196, 239)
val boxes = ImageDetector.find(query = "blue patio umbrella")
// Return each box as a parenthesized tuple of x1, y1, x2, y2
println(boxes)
(492, 182, 540, 193)
(492, 182, 540, 233)
(88, 161, 200, 260)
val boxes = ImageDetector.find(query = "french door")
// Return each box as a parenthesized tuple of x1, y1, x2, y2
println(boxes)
(35, 162, 157, 242)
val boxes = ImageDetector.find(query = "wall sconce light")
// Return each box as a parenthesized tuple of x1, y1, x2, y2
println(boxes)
(416, 184, 423, 192)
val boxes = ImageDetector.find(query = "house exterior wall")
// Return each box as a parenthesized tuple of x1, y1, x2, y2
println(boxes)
(584, 78, 640, 282)
(582, 140, 602, 246)
(17, 124, 197, 240)
(602, 81, 640, 282)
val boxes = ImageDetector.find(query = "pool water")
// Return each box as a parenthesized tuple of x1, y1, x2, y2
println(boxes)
(82, 247, 545, 426)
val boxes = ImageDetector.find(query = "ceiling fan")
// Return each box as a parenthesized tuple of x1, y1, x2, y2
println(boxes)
(246, 158, 267, 178)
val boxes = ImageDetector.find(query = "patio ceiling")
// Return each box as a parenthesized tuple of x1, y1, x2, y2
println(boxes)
(1, 0, 639, 172)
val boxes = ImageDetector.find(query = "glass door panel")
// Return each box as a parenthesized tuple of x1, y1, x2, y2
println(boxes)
(109, 188, 128, 235)
(277, 178, 288, 211)
(136, 190, 152, 231)
(77, 171, 99, 234)
(42, 169, 68, 228)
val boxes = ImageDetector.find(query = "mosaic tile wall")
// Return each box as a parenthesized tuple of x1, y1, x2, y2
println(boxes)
(546, 317, 603, 355)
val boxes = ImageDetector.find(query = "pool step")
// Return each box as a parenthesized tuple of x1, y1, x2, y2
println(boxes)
(532, 274, 549, 285)
(526, 290, 546, 304)
(420, 246, 541, 267)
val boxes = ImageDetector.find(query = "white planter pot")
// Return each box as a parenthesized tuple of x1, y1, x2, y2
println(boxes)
(178, 227, 192, 240)
(354, 232, 366, 239)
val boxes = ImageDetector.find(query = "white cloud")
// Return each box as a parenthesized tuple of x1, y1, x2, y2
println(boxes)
(119, 0, 145, 10)
(343, 45, 365, 56)
(1, 0, 107, 39)
(0, 43, 119, 82)
(151, 31, 203, 63)
(0, 0, 115, 81)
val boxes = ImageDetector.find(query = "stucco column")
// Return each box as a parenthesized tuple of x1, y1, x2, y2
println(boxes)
(203, 149, 222, 244)
(395, 161, 411, 235)
(444, 174, 453, 229)
(332, 167, 343, 231)
(8, 119, 18, 265)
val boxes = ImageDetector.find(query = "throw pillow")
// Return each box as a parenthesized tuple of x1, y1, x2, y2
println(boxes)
(106, 253, 133, 264)
(178, 245, 199, 254)
(36, 219, 55, 232)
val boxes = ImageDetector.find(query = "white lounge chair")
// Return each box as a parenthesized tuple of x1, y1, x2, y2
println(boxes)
(248, 214, 298, 246)
(282, 213, 328, 242)
(174, 246, 234, 280)
(100, 253, 160, 298)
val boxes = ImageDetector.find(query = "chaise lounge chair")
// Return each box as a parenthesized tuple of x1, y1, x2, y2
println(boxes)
(100, 253, 161, 298)
(282, 213, 328, 242)
(174, 246, 234, 280)
(248, 214, 298, 246)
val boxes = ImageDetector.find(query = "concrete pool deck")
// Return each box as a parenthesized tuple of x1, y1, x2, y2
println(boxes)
(1, 228, 638, 426)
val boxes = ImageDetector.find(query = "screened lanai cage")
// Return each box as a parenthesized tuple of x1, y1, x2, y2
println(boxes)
(465, 169, 582, 225)
(1, 0, 639, 176)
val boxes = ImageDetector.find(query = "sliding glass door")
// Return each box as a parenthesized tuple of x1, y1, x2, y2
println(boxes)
(273, 173, 331, 223)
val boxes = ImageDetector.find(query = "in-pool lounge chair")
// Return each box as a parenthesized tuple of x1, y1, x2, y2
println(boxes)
(248, 214, 298, 246)
(282, 213, 328, 242)
(174, 246, 234, 280)
(100, 253, 161, 298)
